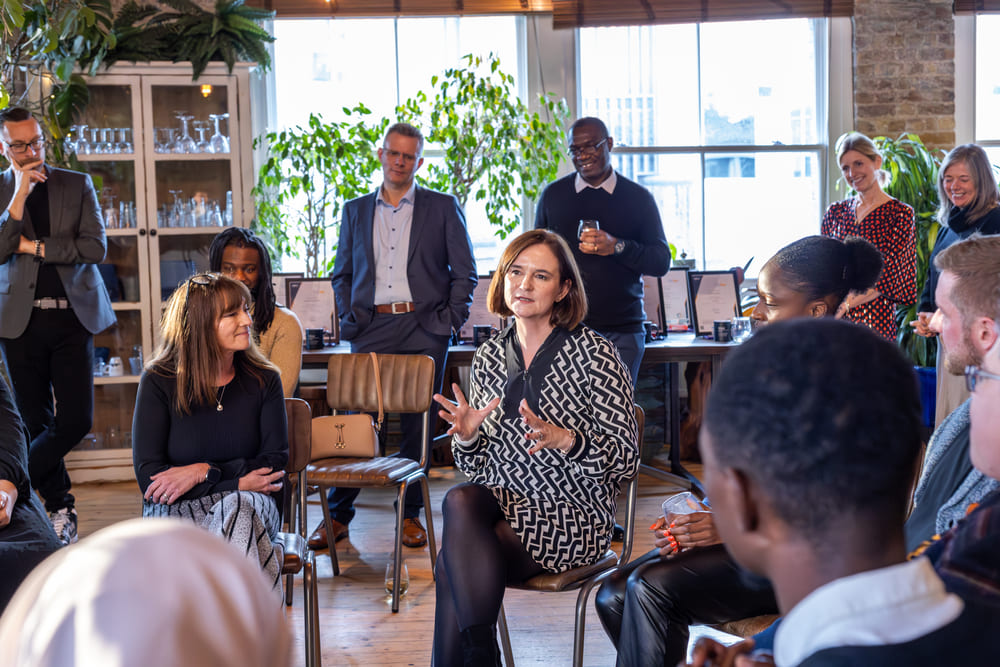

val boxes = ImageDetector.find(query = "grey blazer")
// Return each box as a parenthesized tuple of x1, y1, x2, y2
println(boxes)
(0, 166, 115, 338)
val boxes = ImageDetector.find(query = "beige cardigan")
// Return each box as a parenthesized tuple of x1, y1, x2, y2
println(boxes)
(258, 305, 303, 398)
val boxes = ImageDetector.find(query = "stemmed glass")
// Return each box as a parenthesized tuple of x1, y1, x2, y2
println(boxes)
(88, 127, 102, 154)
(193, 120, 211, 153)
(99, 128, 115, 154)
(168, 190, 183, 228)
(173, 113, 197, 154)
(117, 127, 133, 153)
(209, 113, 230, 153)
(74, 124, 91, 155)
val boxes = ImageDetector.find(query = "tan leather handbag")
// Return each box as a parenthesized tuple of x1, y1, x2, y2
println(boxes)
(311, 353, 383, 458)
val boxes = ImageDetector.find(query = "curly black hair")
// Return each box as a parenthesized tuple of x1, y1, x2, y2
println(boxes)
(703, 318, 922, 548)
(208, 227, 277, 337)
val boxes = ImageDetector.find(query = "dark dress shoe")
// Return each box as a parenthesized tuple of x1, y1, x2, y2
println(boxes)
(307, 518, 349, 550)
(401, 518, 428, 548)
(612, 522, 625, 542)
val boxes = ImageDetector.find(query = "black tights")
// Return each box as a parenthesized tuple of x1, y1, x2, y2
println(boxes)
(433, 483, 544, 667)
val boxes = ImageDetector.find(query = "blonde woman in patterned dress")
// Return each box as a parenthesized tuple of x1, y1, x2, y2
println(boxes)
(431, 229, 639, 666)
(822, 132, 916, 340)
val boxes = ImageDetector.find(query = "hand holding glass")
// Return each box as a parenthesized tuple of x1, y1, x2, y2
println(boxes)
(578, 219, 600, 240)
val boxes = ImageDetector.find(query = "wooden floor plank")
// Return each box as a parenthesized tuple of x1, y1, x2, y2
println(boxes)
(72, 458, 735, 666)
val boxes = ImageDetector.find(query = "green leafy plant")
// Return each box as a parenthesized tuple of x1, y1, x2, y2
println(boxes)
(149, 0, 274, 79)
(396, 53, 570, 239)
(253, 107, 388, 278)
(835, 132, 942, 367)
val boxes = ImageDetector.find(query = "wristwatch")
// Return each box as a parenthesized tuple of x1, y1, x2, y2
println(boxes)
(205, 465, 221, 484)
(614, 240, 626, 255)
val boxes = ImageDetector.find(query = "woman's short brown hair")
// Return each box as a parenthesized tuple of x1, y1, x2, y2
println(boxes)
(487, 229, 588, 329)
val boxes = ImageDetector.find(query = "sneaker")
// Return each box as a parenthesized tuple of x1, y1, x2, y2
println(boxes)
(49, 508, 78, 546)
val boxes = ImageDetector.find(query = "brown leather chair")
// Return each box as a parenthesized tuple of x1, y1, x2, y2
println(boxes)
(497, 405, 644, 667)
(305, 353, 437, 613)
(274, 397, 321, 667)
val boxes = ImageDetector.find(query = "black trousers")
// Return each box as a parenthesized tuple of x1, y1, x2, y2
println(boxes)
(326, 312, 449, 523)
(0, 309, 94, 512)
(594, 544, 778, 667)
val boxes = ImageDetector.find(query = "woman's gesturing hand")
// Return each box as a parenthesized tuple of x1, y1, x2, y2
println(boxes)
(519, 399, 575, 455)
(146, 463, 210, 505)
(434, 383, 500, 443)
(238, 467, 284, 493)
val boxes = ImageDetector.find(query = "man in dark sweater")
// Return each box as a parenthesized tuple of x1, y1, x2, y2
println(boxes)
(535, 117, 670, 385)
(688, 320, 995, 667)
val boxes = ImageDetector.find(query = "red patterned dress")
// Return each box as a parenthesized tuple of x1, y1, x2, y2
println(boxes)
(821, 198, 916, 341)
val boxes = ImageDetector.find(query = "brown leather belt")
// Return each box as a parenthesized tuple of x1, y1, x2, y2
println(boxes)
(375, 302, 415, 315)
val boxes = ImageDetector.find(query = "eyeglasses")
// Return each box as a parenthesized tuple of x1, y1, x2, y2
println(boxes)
(382, 147, 418, 164)
(964, 365, 1000, 393)
(3, 137, 45, 154)
(182, 273, 216, 328)
(567, 138, 608, 158)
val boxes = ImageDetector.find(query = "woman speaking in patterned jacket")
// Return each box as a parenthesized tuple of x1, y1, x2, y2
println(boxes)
(431, 229, 639, 666)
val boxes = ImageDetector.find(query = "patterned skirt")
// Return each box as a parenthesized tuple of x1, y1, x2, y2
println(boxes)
(143, 491, 282, 597)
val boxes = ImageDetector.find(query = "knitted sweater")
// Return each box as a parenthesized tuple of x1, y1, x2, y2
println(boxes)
(535, 173, 670, 333)
(257, 305, 303, 398)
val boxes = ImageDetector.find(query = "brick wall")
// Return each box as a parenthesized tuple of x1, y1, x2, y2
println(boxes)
(853, 0, 955, 149)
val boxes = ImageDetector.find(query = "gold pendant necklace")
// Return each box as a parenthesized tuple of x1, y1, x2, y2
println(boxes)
(216, 383, 227, 412)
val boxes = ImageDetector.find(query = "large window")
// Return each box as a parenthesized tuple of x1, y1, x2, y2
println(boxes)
(272, 17, 520, 272)
(578, 19, 826, 272)
(975, 15, 1000, 166)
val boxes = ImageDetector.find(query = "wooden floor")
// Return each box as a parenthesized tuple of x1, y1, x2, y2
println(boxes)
(75, 455, 732, 666)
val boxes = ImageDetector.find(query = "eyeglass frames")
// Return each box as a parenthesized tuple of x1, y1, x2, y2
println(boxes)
(382, 147, 419, 164)
(567, 138, 608, 158)
(964, 364, 1000, 393)
(2, 137, 45, 154)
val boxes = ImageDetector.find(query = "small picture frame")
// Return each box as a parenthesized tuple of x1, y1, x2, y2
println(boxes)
(286, 277, 338, 344)
(458, 274, 504, 343)
(272, 272, 304, 307)
(661, 268, 693, 332)
(687, 270, 740, 336)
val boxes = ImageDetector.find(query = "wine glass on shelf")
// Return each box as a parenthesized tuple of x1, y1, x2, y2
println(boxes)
(74, 124, 91, 155)
(193, 120, 211, 153)
(99, 127, 115, 154)
(173, 112, 197, 154)
(208, 113, 230, 153)
(88, 127, 102, 154)
(117, 127, 133, 154)
(167, 190, 183, 228)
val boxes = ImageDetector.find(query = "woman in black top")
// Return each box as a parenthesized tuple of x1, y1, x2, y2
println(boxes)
(132, 273, 287, 593)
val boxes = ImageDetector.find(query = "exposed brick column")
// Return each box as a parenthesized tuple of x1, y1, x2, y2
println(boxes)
(852, 0, 955, 150)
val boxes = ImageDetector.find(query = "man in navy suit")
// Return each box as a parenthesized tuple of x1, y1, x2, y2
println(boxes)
(309, 122, 476, 549)
(0, 107, 115, 546)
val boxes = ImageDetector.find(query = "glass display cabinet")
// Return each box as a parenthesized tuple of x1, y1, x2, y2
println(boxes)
(66, 62, 256, 482)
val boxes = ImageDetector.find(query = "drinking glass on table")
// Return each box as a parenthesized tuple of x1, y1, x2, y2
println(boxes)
(578, 219, 600, 240)
(731, 316, 753, 344)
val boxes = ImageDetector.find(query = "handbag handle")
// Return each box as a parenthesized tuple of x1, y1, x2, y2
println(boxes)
(370, 352, 384, 432)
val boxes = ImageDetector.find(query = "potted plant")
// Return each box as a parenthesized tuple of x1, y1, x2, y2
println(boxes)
(873, 133, 942, 427)
(396, 53, 570, 239)
(252, 107, 388, 277)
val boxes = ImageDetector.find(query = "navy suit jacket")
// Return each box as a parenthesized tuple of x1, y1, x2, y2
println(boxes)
(331, 185, 477, 341)
(0, 166, 115, 338)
